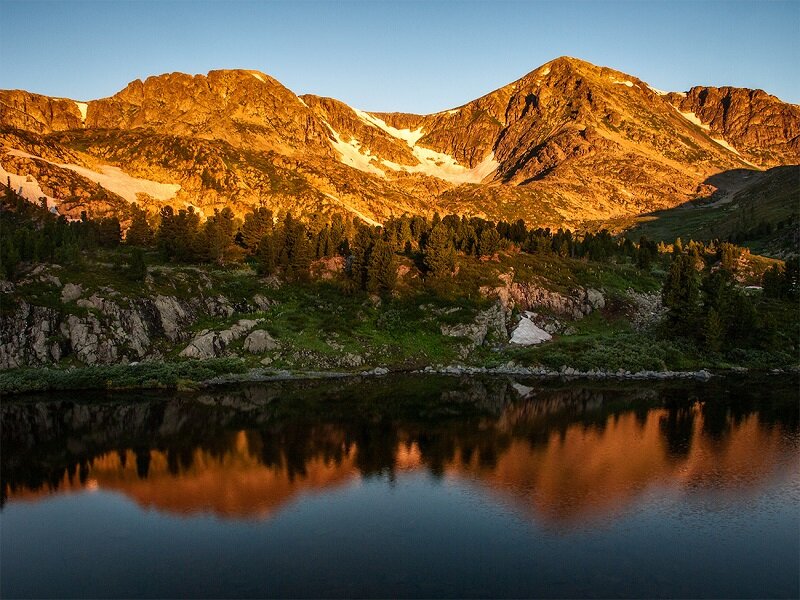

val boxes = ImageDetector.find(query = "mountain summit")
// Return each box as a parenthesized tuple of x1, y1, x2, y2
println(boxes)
(1, 57, 797, 226)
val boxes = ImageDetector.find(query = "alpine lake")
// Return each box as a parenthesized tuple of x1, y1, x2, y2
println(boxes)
(2, 374, 798, 598)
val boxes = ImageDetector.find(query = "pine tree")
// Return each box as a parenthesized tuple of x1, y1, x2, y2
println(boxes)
(477, 228, 501, 257)
(424, 223, 456, 278)
(240, 207, 273, 253)
(662, 253, 700, 333)
(703, 308, 723, 352)
(349, 224, 377, 289)
(125, 248, 148, 281)
(156, 206, 177, 259)
(762, 264, 785, 298)
(366, 238, 398, 294)
(126, 207, 153, 247)
(255, 233, 276, 276)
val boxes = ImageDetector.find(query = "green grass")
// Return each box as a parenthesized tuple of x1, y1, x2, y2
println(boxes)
(0, 358, 248, 395)
(623, 166, 799, 257)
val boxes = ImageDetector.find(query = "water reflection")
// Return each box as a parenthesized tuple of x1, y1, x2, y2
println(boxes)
(2, 375, 797, 526)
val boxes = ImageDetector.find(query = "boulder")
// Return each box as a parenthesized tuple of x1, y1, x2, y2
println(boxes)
(60, 283, 83, 303)
(243, 329, 279, 354)
(509, 316, 552, 345)
(440, 301, 508, 347)
(180, 319, 260, 359)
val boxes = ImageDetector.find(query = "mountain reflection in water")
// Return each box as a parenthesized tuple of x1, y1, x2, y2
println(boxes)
(2, 375, 798, 527)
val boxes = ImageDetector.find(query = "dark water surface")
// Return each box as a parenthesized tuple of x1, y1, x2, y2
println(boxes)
(2, 375, 798, 598)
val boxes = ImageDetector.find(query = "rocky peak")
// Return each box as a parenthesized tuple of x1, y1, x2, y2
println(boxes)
(666, 86, 800, 166)
(0, 90, 87, 133)
(1, 58, 797, 228)
(85, 69, 333, 155)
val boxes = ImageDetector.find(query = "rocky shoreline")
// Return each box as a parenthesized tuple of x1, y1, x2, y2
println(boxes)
(204, 364, 726, 387)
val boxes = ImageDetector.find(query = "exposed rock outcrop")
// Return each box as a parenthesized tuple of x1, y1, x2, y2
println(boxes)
(179, 319, 261, 359)
(0, 276, 273, 368)
(440, 302, 508, 347)
(243, 329, 279, 354)
(480, 271, 605, 320)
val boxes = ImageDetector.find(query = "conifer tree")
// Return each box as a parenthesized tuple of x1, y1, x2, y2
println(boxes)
(366, 238, 398, 294)
(703, 308, 723, 352)
(240, 207, 273, 253)
(662, 253, 700, 333)
(349, 224, 377, 289)
(125, 247, 148, 281)
(255, 233, 276, 276)
(424, 223, 456, 278)
(126, 207, 153, 247)
(477, 228, 501, 257)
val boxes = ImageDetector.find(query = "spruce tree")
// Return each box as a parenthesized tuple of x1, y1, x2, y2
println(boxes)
(662, 253, 700, 333)
(477, 228, 501, 257)
(125, 248, 148, 281)
(366, 238, 398, 294)
(255, 233, 276, 276)
(240, 207, 273, 253)
(126, 207, 153, 247)
(424, 223, 456, 278)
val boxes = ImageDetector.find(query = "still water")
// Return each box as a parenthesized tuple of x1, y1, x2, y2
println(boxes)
(2, 375, 798, 598)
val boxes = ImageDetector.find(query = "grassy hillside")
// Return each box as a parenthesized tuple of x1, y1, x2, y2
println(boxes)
(616, 166, 799, 258)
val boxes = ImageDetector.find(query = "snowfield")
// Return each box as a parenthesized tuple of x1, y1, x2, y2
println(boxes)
(5, 149, 181, 203)
(647, 85, 668, 96)
(0, 160, 59, 209)
(350, 109, 498, 184)
(676, 108, 711, 131)
(322, 121, 385, 177)
(74, 101, 88, 121)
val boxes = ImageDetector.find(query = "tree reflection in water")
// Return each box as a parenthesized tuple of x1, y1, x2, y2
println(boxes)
(2, 375, 797, 525)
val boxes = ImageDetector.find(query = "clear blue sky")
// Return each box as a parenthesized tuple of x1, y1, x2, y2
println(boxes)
(1, 1, 798, 112)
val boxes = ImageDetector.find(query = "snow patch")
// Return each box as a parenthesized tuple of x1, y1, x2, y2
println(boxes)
(539, 66, 551, 77)
(63, 164, 181, 203)
(297, 97, 308, 108)
(74, 101, 88, 121)
(710, 136, 741, 156)
(322, 121, 385, 177)
(510, 314, 553, 346)
(353, 109, 426, 146)
(381, 152, 498, 185)
(353, 109, 498, 184)
(6, 148, 181, 203)
(0, 159, 59, 210)
(250, 72, 266, 84)
(676, 108, 711, 131)
(613, 80, 634, 87)
(647, 85, 668, 96)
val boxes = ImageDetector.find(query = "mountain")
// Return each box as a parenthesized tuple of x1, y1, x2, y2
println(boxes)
(1, 57, 798, 228)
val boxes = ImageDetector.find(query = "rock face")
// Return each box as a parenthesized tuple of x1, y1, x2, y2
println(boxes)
(481, 271, 605, 321)
(2, 57, 797, 228)
(179, 319, 261, 359)
(0, 279, 269, 368)
(440, 302, 508, 348)
(666, 86, 800, 167)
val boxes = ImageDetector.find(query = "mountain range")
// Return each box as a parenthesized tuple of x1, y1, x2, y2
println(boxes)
(1, 56, 798, 229)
